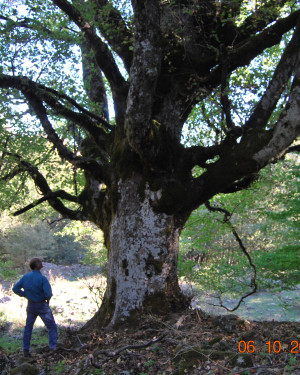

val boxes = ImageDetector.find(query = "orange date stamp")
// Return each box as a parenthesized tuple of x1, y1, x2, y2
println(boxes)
(238, 340, 300, 354)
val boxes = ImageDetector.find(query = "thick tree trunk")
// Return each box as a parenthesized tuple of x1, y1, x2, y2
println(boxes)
(85, 175, 189, 328)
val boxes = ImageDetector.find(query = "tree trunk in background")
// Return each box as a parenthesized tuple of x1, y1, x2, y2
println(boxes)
(85, 175, 190, 328)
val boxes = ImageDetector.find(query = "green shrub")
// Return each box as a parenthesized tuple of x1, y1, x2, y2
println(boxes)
(0, 259, 19, 280)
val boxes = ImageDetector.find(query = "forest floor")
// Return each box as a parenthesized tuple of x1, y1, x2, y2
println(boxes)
(1, 311, 300, 375)
(1, 263, 300, 374)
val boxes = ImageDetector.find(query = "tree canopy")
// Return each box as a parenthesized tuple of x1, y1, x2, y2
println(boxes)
(0, 0, 299, 327)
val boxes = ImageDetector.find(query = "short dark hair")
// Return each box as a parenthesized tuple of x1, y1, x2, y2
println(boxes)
(29, 258, 42, 270)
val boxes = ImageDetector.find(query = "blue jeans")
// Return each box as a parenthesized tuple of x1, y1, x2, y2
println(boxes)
(23, 301, 58, 350)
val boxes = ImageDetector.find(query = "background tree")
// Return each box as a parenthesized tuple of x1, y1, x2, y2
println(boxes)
(0, 0, 299, 328)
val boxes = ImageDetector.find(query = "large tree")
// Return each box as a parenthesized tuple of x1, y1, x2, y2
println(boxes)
(0, 0, 299, 328)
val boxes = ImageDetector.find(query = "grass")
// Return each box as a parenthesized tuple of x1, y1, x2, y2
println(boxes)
(0, 334, 22, 353)
(0, 328, 49, 353)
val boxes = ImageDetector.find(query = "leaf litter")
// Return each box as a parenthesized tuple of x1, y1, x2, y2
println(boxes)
(1, 309, 300, 374)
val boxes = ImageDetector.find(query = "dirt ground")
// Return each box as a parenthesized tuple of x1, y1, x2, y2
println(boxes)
(1, 309, 300, 375)
(1, 264, 300, 374)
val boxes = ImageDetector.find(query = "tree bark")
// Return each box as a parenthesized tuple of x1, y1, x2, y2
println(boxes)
(2, 0, 300, 330)
(84, 174, 189, 328)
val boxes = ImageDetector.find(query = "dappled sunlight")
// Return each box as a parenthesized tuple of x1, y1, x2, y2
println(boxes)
(0, 271, 107, 354)
(49, 274, 106, 326)
(0, 272, 107, 336)
(0, 284, 28, 328)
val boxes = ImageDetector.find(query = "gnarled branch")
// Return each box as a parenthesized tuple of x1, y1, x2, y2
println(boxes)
(220, 174, 259, 194)
(220, 44, 235, 131)
(52, 0, 128, 119)
(252, 69, 300, 167)
(182, 145, 221, 170)
(0, 14, 76, 44)
(37, 89, 110, 147)
(156, 10, 300, 141)
(209, 10, 300, 89)
(237, 0, 291, 43)
(0, 75, 113, 183)
(284, 144, 300, 154)
(0, 74, 112, 132)
(13, 189, 79, 216)
(243, 16, 300, 132)
(186, 16, 300, 209)
(80, 40, 109, 120)
(0, 166, 23, 181)
(92, 0, 133, 71)
(21, 91, 111, 182)
(6, 153, 86, 220)
(125, 0, 162, 152)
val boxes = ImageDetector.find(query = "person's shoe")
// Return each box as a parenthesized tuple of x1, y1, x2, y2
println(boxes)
(23, 349, 31, 357)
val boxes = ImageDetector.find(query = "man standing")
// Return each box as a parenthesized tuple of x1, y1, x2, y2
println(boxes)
(13, 258, 58, 357)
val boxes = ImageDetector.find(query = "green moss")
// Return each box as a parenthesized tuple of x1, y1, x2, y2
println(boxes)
(99, 277, 116, 325)
(238, 330, 257, 342)
(143, 292, 170, 314)
(207, 336, 223, 346)
(11, 363, 38, 375)
(110, 117, 190, 216)
(112, 136, 143, 181)
(143, 285, 189, 316)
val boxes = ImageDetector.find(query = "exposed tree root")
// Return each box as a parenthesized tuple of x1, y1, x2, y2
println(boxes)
(89, 334, 166, 369)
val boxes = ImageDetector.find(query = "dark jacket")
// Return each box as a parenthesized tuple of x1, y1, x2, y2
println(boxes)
(13, 270, 52, 302)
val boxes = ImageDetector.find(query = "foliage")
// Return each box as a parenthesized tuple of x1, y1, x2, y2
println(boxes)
(0, 134, 82, 216)
(54, 360, 66, 374)
(0, 259, 18, 280)
(47, 234, 86, 265)
(58, 221, 106, 267)
(0, 327, 48, 354)
(179, 156, 300, 293)
(0, 272, 105, 355)
(0, 0, 299, 323)
(0, 212, 106, 269)
(0, 0, 298, 225)
(0, 215, 57, 270)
